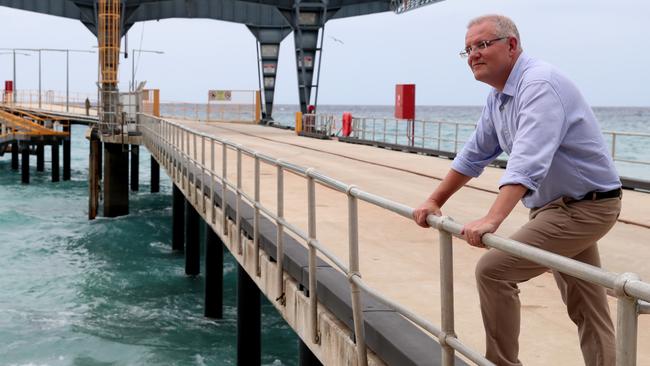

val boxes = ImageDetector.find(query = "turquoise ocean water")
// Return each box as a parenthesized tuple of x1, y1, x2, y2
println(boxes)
(1, 106, 648, 365)
(0, 125, 298, 366)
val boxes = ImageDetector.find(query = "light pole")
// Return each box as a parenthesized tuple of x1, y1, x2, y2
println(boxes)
(131, 49, 164, 92)
(1, 48, 95, 110)
(0, 50, 31, 104)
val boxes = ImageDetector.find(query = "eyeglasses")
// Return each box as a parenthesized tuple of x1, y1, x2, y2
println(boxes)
(459, 37, 508, 58)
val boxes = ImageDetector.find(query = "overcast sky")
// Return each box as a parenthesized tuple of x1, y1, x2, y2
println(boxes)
(0, 0, 648, 106)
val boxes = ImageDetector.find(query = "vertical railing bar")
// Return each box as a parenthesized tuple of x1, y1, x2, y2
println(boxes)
(439, 226, 456, 366)
(454, 124, 459, 154)
(612, 133, 617, 161)
(276, 163, 286, 304)
(307, 171, 319, 344)
(616, 273, 640, 366)
(211, 138, 216, 224)
(222, 142, 228, 236)
(236, 148, 243, 255)
(437, 122, 442, 151)
(348, 188, 368, 366)
(254, 154, 261, 276)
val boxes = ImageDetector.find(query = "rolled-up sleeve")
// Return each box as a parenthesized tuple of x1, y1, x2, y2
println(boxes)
(498, 81, 568, 191)
(451, 105, 502, 177)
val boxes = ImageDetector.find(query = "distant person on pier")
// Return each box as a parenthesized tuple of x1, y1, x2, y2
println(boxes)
(412, 14, 621, 366)
(85, 97, 91, 116)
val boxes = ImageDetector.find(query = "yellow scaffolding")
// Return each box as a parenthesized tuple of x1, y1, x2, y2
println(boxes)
(97, 0, 121, 132)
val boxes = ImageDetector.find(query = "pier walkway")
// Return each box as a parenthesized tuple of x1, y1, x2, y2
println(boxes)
(141, 116, 649, 365)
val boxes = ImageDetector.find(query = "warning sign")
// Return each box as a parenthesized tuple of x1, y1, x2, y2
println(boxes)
(208, 90, 232, 101)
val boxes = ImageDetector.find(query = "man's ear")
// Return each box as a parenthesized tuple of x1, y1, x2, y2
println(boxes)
(509, 37, 519, 53)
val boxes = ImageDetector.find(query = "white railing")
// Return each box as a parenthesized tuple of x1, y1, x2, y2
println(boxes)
(349, 117, 650, 169)
(138, 114, 650, 366)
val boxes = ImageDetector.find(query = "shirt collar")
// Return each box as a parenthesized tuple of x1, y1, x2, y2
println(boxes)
(500, 51, 529, 97)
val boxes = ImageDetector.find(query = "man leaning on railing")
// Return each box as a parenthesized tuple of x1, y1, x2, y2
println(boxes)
(413, 15, 622, 366)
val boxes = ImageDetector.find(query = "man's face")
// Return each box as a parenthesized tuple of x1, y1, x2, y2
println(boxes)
(464, 21, 515, 89)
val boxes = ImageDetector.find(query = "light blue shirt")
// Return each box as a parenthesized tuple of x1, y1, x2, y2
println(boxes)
(451, 52, 621, 209)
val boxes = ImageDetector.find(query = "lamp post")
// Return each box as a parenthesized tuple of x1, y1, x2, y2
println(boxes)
(131, 49, 164, 92)
(1, 48, 95, 110)
(0, 50, 31, 104)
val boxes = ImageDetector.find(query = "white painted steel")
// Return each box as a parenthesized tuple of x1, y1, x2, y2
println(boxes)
(276, 164, 285, 304)
(348, 192, 368, 366)
(137, 115, 650, 366)
(439, 228, 456, 366)
(254, 155, 261, 276)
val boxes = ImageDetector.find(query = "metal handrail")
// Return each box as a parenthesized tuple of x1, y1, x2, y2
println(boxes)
(138, 114, 649, 366)
(350, 116, 650, 168)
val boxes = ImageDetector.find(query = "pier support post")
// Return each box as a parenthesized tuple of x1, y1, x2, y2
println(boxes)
(185, 200, 200, 276)
(299, 340, 322, 366)
(21, 144, 29, 184)
(36, 143, 44, 172)
(130, 144, 139, 191)
(150, 156, 160, 193)
(204, 222, 223, 318)
(237, 264, 261, 366)
(88, 131, 101, 220)
(103, 142, 129, 217)
(51, 142, 60, 182)
(172, 184, 185, 251)
(11, 143, 18, 170)
(63, 125, 71, 181)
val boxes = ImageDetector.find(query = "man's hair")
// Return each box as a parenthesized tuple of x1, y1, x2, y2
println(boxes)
(468, 14, 522, 50)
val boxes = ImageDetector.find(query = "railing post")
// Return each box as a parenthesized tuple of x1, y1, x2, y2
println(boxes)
(254, 154, 261, 276)
(307, 169, 320, 344)
(222, 142, 228, 236)
(615, 272, 640, 366)
(236, 148, 243, 255)
(276, 163, 286, 304)
(211, 138, 216, 224)
(438, 219, 456, 366)
(437, 122, 442, 150)
(348, 186, 368, 366)
(612, 133, 617, 161)
(454, 124, 459, 154)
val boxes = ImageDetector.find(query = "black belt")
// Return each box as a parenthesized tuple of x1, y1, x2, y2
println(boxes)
(576, 188, 622, 202)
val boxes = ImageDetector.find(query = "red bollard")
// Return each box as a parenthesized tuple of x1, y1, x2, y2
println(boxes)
(342, 112, 352, 137)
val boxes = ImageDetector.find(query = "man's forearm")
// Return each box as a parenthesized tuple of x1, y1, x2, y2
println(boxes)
(485, 184, 528, 225)
(428, 169, 473, 207)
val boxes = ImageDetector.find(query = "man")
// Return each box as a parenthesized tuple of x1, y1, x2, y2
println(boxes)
(413, 15, 621, 366)
(85, 97, 91, 116)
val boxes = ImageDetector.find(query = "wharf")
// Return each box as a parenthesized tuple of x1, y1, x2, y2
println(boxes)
(167, 119, 650, 366)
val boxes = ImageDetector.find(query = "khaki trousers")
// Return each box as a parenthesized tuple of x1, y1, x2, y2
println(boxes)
(475, 196, 621, 366)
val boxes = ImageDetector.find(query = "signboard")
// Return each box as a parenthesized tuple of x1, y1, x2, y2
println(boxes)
(263, 63, 277, 75)
(264, 77, 275, 88)
(298, 55, 314, 68)
(261, 45, 279, 58)
(208, 90, 232, 102)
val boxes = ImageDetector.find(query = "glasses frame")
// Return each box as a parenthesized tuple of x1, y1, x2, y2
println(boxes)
(459, 37, 508, 58)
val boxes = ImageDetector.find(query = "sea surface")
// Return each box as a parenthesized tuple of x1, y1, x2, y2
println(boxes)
(1, 105, 648, 365)
(0, 125, 297, 366)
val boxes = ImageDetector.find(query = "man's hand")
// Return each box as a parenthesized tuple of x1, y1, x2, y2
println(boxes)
(412, 199, 442, 228)
(462, 216, 500, 248)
